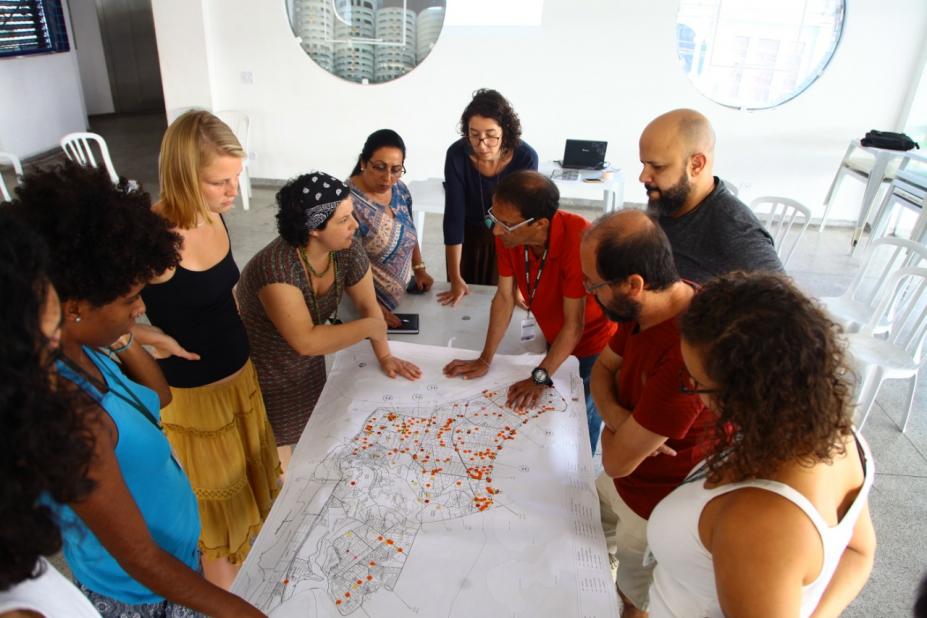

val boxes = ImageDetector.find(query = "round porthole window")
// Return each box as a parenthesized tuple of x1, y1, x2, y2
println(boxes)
(287, 0, 447, 84)
(676, 0, 845, 110)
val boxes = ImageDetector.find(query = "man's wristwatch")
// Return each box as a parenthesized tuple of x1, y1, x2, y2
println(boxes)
(530, 366, 553, 387)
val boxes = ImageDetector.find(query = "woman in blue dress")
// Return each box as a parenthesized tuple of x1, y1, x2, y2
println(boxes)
(5, 162, 264, 617)
(349, 129, 434, 327)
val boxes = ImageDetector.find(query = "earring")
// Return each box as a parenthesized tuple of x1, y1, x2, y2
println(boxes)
(75, 315, 81, 323)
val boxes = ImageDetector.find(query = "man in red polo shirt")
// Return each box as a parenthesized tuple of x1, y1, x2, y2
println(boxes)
(443, 170, 616, 453)
(580, 209, 715, 618)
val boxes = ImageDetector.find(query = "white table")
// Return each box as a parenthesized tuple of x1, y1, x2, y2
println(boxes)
(539, 161, 624, 212)
(405, 177, 446, 248)
(339, 283, 546, 356)
(822, 139, 918, 252)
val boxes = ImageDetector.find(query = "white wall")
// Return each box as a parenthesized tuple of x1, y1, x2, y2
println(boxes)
(0, 1, 87, 157)
(70, 0, 115, 115)
(150, 0, 214, 119)
(152, 0, 927, 221)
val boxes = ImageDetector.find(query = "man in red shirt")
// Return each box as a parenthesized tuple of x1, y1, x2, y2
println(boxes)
(580, 209, 714, 617)
(443, 171, 616, 453)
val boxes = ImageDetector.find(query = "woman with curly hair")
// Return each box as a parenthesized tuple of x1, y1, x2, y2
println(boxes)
(237, 172, 421, 455)
(5, 162, 263, 617)
(349, 129, 434, 327)
(438, 88, 539, 306)
(0, 211, 99, 616)
(646, 272, 875, 618)
(141, 110, 280, 588)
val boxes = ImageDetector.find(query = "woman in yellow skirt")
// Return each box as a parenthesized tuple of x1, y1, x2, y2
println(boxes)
(137, 110, 280, 588)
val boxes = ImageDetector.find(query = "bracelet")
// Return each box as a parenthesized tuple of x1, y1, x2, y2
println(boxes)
(477, 357, 490, 367)
(109, 332, 134, 354)
(412, 262, 426, 271)
(377, 354, 393, 363)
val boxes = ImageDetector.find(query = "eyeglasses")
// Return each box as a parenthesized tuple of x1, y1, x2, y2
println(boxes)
(487, 207, 534, 233)
(582, 277, 623, 294)
(678, 368, 718, 395)
(469, 133, 501, 147)
(369, 161, 406, 177)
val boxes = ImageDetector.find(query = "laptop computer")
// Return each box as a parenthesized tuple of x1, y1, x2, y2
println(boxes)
(561, 139, 608, 170)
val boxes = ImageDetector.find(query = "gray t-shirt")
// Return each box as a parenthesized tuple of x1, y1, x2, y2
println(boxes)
(656, 177, 784, 284)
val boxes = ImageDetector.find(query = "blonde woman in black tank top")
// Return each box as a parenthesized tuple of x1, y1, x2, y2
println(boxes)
(138, 110, 281, 590)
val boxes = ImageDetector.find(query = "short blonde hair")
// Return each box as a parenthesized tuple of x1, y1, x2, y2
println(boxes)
(158, 110, 245, 229)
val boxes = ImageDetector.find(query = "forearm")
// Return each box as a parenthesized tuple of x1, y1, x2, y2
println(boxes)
(480, 293, 515, 363)
(121, 546, 256, 616)
(292, 320, 379, 357)
(445, 244, 463, 282)
(809, 547, 874, 618)
(412, 244, 424, 265)
(113, 336, 171, 407)
(590, 363, 631, 430)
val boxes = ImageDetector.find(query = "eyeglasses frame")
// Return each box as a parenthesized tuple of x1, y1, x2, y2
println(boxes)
(486, 207, 534, 233)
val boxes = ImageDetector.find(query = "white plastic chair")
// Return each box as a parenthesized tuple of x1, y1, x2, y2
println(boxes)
(60, 132, 119, 184)
(820, 237, 927, 334)
(0, 151, 24, 201)
(749, 196, 812, 266)
(847, 266, 927, 431)
(867, 168, 927, 248)
(215, 110, 251, 211)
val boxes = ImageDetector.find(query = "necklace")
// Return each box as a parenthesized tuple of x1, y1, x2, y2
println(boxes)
(301, 248, 334, 277)
(298, 247, 342, 325)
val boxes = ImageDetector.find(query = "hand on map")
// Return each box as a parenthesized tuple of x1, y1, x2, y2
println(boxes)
(506, 378, 547, 411)
(442, 357, 490, 380)
(379, 355, 422, 380)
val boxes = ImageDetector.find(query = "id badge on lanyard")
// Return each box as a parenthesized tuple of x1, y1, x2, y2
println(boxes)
(520, 311, 537, 341)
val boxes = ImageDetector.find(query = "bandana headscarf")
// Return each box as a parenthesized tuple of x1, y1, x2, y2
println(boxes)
(289, 172, 349, 231)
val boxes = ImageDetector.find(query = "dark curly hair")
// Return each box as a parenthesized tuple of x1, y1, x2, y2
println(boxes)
(0, 211, 95, 590)
(459, 88, 523, 153)
(276, 172, 349, 246)
(680, 272, 853, 483)
(3, 161, 182, 306)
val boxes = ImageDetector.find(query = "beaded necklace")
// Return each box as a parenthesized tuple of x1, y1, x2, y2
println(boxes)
(299, 247, 342, 325)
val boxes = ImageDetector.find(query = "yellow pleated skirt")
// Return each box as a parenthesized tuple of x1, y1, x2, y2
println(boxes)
(160, 359, 281, 563)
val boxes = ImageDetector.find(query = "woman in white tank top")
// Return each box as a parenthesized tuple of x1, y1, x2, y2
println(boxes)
(647, 273, 875, 618)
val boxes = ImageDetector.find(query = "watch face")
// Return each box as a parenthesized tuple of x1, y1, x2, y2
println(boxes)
(532, 367, 549, 383)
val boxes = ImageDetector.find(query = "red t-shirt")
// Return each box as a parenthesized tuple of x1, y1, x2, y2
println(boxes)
(496, 211, 616, 358)
(608, 316, 716, 519)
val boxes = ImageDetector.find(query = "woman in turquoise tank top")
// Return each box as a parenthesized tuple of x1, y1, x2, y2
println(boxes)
(4, 162, 264, 617)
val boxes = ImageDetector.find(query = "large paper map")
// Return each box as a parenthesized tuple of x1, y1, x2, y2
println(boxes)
(232, 341, 617, 617)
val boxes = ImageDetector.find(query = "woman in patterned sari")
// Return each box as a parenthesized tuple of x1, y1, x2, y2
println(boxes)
(349, 129, 434, 328)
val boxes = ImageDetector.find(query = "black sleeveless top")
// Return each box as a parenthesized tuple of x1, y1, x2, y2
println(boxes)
(141, 223, 250, 388)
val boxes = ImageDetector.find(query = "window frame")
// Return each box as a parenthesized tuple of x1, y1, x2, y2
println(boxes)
(0, 0, 70, 60)
(675, 0, 846, 111)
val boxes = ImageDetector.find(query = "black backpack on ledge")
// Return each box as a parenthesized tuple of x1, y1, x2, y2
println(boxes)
(860, 130, 920, 151)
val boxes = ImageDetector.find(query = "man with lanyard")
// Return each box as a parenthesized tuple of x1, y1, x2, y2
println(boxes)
(443, 171, 615, 453)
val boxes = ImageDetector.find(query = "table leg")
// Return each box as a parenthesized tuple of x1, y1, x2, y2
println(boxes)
(415, 210, 426, 248)
(850, 154, 890, 252)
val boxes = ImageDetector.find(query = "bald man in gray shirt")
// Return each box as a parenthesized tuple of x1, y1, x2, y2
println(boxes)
(638, 109, 783, 283)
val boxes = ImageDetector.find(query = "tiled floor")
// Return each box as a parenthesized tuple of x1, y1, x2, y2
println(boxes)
(12, 113, 927, 615)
